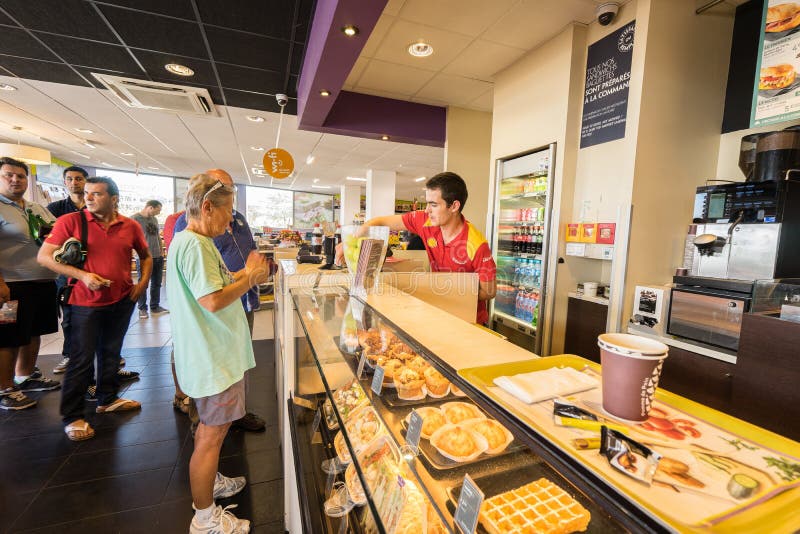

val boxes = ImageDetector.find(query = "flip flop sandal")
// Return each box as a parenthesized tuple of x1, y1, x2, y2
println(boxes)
(64, 420, 95, 441)
(96, 398, 141, 413)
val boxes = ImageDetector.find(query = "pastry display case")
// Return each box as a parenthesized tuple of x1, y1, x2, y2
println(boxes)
(286, 286, 640, 534)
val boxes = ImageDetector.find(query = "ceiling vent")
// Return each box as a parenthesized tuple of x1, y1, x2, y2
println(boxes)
(92, 73, 217, 116)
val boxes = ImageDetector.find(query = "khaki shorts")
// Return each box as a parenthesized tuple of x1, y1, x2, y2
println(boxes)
(194, 379, 246, 426)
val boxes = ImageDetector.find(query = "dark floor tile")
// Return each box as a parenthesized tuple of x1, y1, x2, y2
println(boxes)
(89, 400, 188, 429)
(232, 479, 284, 526)
(0, 431, 80, 463)
(153, 496, 194, 532)
(220, 449, 283, 484)
(50, 439, 182, 485)
(0, 490, 37, 530)
(12, 467, 173, 530)
(139, 364, 173, 377)
(117, 356, 153, 367)
(121, 346, 172, 357)
(0, 453, 67, 495)
(121, 385, 176, 405)
(76, 418, 188, 453)
(17, 505, 162, 534)
(125, 373, 176, 391)
(220, 425, 280, 457)
(253, 520, 286, 534)
(163, 463, 192, 502)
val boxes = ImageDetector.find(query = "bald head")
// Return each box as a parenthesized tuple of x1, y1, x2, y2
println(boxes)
(206, 168, 233, 187)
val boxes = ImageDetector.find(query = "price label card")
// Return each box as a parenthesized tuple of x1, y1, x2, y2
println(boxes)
(406, 410, 423, 451)
(371, 365, 385, 395)
(356, 350, 368, 379)
(454, 474, 484, 534)
(311, 407, 322, 435)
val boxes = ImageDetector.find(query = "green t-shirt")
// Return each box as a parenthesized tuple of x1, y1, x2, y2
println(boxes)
(166, 230, 255, 398)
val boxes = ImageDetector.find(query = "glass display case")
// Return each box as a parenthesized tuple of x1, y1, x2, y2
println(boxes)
(751, 278, 800, 321)
(286, 286, 643, 534)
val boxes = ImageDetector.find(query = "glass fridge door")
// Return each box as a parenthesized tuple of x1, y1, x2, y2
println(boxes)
(491, 144, 555, 355)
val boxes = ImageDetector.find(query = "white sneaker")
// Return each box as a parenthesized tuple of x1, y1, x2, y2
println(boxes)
(189, 504, 250, 534)
(213, 472, 247, 499)
(53, 357, 69, 374)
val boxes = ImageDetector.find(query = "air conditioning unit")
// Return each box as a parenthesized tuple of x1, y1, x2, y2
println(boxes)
(92, 73, 217, 116)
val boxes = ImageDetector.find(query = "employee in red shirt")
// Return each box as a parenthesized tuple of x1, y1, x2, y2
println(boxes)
(341, 172, 497, 324)
(38, 176, 151, 441)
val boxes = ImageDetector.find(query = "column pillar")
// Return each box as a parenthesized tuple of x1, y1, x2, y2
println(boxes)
(365, 169, 395, 220)
(340, 184, 361, 226)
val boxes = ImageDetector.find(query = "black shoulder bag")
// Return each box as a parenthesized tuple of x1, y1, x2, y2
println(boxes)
(57, 211, 88, 306)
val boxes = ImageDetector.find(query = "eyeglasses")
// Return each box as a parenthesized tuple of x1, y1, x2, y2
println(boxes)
(202, 180, 225, 202)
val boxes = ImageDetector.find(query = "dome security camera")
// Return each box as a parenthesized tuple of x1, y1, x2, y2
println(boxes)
(276, 93, 288, 107)
(597, 2, 619, 26)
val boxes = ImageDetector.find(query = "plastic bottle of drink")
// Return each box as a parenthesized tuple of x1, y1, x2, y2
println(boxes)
(514, 292, 522, 319)
(526, 259, 534, 287)
(531, 293, 539, 327)
(524, 292, 532, 323)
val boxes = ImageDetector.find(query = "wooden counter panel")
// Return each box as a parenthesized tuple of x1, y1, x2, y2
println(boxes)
(564, 297, 608, 364)
(657, 346, 734, 413)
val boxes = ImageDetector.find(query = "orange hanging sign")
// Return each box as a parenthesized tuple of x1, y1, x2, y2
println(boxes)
(263, 148, 294, 179)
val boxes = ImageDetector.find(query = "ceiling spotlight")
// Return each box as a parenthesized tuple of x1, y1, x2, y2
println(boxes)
(342, 25, 359, 37)
(70, 151, 90, 159)
(408, 41, 434, 57)
(82, 141, 96, 149)
(246, 115, 265, 122)
(250, 146, 265, 151)
(306, 154, 315, 165)
(312, 185, 332, 189)
(120, 152, 134, 156)
(0, 83, 17, 91)
(100, 161, 112, 167)
(165, 63, 194, 76)
(346, 176, 366, 182)
(319, 89, 330, 97)
(313, 178, 320, 183)
(148, 166, 159, 170)
(381, 135, 389, 141)
(74, 127, 93, 134)
(414, 176, 426, 182)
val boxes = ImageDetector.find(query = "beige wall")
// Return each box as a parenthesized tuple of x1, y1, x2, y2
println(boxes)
(444, 107, 493, 236)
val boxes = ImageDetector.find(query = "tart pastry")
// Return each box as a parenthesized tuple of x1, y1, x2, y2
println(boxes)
(423, 367, 450, 397)
(429, 424, 488, 461)
(479, 478, 591, 534)
(441, 402, 484, 425)
(464, 418, 513, 454)
(394, 368, 425, 400)
(411, 407, 447, 439)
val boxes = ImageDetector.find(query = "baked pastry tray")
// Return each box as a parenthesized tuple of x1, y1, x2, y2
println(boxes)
(445, 461, 620, 533)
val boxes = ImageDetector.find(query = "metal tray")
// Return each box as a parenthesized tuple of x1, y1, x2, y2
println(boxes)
(446, 463, 622, 533)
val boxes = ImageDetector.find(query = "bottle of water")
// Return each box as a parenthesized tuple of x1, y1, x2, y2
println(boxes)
(515, 292, 522, 319)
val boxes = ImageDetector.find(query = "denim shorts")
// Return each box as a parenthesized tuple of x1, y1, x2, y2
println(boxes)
(194, 379, 246, 426)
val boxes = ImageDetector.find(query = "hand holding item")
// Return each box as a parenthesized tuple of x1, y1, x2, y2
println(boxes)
(82, 272, 112, 291)
(244, 251, 269, 285)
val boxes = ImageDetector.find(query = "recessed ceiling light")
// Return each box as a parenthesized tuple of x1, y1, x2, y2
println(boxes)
(0, 83, 17, 91)
(165, 63, 194, 76)
(342, 25, 359, 37)
(246, 115, 265, 122)
(414, 176, 426, 182)
(408, 41, 434, 57)
(381, 135, 389, 141)
(312, 185, 332, 189)
(313, 178, 320, 183)
(346, 176, 366, 182)
(75, 127, 93, 134)
(306, 154, 315, 164)
(148, 166, 159, 170)
(250, 146, 265, 151)
(120, 152, 134, 156)
(71, 151, 90, 159)
(319, 89, 330, 97)
(82, 141, 96, 149)
(100, 161, 112, 167)
(254, 163, 263, 168)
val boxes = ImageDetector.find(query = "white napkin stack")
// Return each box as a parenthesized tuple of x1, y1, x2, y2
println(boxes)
(492, 367, 599, 404)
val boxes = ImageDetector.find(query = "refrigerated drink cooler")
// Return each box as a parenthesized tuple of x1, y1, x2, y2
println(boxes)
(490, 144, 556, 355)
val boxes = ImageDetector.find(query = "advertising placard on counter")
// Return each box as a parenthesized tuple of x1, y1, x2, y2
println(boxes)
(751, 1, 800, 127)
(580, 21, 636, 148)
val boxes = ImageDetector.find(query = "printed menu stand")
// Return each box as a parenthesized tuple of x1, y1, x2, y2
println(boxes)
(350, 238, 384, 297)
(371, 365, 385, 395)
(454, 474, 484, 534)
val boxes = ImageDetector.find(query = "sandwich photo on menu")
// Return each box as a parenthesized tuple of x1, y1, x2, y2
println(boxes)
(766, 3, 800, 33)
(759, 63, 797, 90)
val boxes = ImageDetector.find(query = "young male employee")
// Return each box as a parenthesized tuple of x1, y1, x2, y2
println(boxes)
(340, 172, 497, 324)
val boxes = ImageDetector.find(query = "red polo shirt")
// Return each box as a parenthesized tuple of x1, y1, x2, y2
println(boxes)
(46, 211, 148, 306)
(402, 210, 497, 324)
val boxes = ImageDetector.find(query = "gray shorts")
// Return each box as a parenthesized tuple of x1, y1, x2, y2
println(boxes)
(194, 379, 246, 426)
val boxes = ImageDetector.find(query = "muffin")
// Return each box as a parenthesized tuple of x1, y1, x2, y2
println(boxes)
(381, 358, 404, 386)
(424, 367, 450, 397)
(394, 368, 425, 399)
(407, 355, 429, 374)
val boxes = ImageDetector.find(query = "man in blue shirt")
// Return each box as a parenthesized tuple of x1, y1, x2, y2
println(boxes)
(174, 169, 265, 432)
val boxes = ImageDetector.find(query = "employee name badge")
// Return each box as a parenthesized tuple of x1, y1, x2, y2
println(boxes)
(371, 365, 385, 395)
(454, 474, 485, 534)
(406, 410, 423, 451)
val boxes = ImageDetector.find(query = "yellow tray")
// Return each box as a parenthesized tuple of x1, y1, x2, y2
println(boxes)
(458, 354, 800, 534)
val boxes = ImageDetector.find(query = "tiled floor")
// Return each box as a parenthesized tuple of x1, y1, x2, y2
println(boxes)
(0, 308, 283, 533)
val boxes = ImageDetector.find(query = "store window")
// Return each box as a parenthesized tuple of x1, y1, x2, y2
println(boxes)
(294, 191, 334, 229)
(100, 170, 174, 224)
(175, 178, 189, 212)
(245, 185, 293, 230)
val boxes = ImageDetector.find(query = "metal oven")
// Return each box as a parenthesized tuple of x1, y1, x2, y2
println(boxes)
(667, 283, 752, 351)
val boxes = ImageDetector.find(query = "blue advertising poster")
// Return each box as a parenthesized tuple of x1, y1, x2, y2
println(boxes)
(580, 21, 636, 148)
(751, 1, 800, 127)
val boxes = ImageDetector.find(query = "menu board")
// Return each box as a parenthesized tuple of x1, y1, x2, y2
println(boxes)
(580, 21, 636, 148)
(751, 1, 800, 126)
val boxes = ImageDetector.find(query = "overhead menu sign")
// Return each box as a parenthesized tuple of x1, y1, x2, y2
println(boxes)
(580, 21, 636, 148)
(751, 1, 800, 127)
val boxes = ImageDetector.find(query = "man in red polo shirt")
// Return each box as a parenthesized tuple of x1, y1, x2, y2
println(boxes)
(38, 176, 151, 441)
(342, 172, 497, 324)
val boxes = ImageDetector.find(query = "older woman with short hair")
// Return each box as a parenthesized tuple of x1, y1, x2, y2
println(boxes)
(167, 174, 268, 534)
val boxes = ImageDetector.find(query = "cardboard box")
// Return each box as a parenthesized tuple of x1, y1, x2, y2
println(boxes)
(579, 223, 597, 243)
(565, 223, 581, 242)
(596, 223, 616, 244)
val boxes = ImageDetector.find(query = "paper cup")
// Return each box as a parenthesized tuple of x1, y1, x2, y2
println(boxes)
(598, 333, 668, 421)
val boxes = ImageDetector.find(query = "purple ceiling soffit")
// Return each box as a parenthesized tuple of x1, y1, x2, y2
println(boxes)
(297, 0, 386, 126)
(314, 91, 445, 147)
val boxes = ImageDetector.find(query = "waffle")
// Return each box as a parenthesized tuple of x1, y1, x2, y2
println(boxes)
(479, 478, 590, 534)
